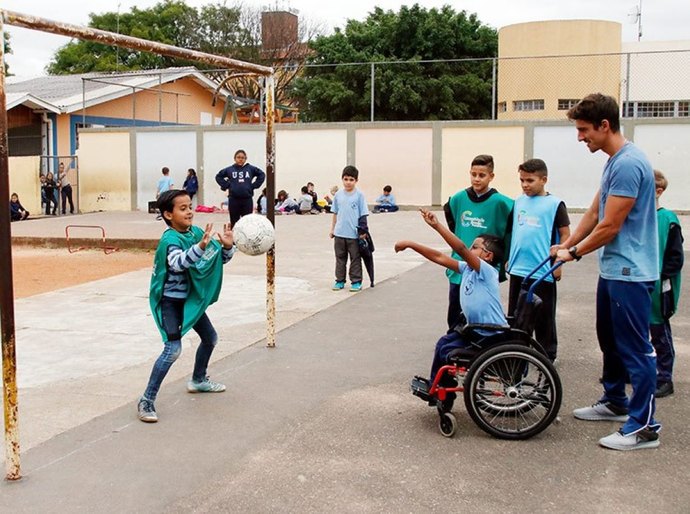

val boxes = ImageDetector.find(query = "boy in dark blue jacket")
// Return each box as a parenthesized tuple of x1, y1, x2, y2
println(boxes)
(215, 149, 265, 227)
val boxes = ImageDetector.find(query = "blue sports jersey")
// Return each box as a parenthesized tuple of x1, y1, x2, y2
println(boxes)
(598, 142, 658, 282)
(332, 189, 369, 239)
(508, 194, 562, 282)
(458, 260, 508, 330)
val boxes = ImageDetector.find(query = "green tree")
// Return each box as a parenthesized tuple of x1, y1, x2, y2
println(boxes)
(46, 1, 321, 110)
(292, 4, 497, 121)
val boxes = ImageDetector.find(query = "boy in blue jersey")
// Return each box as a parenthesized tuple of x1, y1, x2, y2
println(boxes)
(396, 209, 508, 391)
(507, 159, 570, 362)
(138, 190, 236, 423)
(373, 185, 399, 213)
(330, 166, 369, 292)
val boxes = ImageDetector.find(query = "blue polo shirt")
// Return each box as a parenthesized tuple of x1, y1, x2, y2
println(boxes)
(598, 142, 658, 282)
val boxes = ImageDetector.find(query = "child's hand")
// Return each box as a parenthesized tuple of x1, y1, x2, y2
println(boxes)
(394, 241, 409, 253)
(420, 208, 438, 227)
(217, 223, 234, 249)
(199, 223, 213, 250)
(329, 231, 334, 239)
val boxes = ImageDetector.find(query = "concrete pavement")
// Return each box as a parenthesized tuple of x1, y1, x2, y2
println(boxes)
(2, 210, 690, 512)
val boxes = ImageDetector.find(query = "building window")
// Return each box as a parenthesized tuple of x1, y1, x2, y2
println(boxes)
(558, 99, 579, 110)
(497, 102, 507, 113)
(513, 99, 544, 111)
(622, 100, 690, 118)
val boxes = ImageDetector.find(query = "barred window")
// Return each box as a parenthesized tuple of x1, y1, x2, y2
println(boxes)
(513, 99, 544, 111)
(623, 101, 690, 118)
(558, 99, 579, 110)
(497, 102, 507, 113)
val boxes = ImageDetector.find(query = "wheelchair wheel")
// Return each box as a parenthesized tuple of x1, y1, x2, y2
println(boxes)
(463, 344, 561, 440)
(439, 412, 457, 438)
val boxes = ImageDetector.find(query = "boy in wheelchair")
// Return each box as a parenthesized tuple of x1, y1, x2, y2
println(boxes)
(395, 209, 508, 403)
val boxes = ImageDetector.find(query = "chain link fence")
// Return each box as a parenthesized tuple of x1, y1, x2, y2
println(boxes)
(291, 50, 690, 122)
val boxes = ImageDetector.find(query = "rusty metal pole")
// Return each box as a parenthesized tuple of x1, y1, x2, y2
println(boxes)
(1, 10, 272, 75)
(0, 17, 21, 481)
(265, 75, 276, 348)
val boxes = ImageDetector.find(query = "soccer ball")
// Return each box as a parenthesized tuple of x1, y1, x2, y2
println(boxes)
(233, 214, 275, 256)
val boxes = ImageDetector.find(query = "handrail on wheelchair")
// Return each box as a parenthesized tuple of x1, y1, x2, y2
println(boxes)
(522, 256, 564, 303)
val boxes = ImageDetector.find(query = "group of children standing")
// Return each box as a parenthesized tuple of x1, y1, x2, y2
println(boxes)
(397, 153, 683, 401)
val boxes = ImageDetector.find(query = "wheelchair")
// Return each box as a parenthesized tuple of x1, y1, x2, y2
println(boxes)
(410, 258, 563, 440)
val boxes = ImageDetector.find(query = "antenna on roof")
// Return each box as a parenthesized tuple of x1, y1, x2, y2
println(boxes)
(627, 0, 643, 41)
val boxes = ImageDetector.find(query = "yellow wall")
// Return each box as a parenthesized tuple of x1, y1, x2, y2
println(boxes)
(78, 132, 132, 211)
(498, 20, 622, 120)
(355, 128, 433, 205)
(9, 156, 41, 214)
(441, 126, 525, 201)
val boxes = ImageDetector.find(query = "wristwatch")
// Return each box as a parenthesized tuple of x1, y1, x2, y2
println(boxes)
(568, 246, 582, 261)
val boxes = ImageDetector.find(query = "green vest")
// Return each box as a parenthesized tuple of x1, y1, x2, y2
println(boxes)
(650, 208, 682, 324)
(446, 189, 514, 284)
(150, 226, 225, 341)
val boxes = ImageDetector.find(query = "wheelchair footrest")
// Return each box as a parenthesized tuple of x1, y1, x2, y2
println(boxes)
(410, 376, 432, 402)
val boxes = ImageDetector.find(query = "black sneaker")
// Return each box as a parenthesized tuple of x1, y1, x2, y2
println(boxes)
(655, 381, 674, 398)
(137, 397, 158, 423)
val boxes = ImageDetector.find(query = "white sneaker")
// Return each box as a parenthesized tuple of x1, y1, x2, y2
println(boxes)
(599, 429, 660, 451)
(187, 377, 226, 393)
(573, 401, 628, 421)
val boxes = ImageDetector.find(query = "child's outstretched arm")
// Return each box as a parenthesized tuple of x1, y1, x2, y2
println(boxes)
(419, 209, 481, 271)
(394, 240, 459, 272)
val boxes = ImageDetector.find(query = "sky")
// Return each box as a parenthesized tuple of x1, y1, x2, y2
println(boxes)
(3, 0, 688, 78)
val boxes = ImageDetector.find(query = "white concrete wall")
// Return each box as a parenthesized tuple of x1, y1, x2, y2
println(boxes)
(202, 130, 265, 209)
(533, 126, 609, 209)
(441, 126, 525, 201)
(9, 156, 41, 214)
(355, 128, 432, 205)
(79, 121, 690, 213)
(634, 124, 690, 211)
(276, 129, 347, 205)
(135, 131, 197, 211)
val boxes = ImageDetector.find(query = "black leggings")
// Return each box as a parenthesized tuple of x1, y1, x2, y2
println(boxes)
(228, 197, 254, 227)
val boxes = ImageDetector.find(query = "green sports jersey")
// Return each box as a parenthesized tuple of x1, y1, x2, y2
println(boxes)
(445, 188, 514, 284)
(650, 208, 682, 324)
(150, 225, 225, 342)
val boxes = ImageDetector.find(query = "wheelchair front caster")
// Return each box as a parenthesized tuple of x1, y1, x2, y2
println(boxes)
(439, 412, 457, 438)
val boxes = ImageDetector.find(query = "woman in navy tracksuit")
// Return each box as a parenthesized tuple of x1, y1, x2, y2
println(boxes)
(215, 149, 266, 227)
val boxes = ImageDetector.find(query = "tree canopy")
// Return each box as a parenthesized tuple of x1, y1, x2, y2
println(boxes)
(292, 4, 498, 121)
(48, 1, 249, 74)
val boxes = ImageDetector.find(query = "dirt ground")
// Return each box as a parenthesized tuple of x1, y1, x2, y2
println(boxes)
(11, 247, 154, 299)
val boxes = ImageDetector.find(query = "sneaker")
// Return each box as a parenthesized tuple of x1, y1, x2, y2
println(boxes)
(187, 377, 226, 393)
(599, 428, 660, 451)
(655, 381, 674, 398)
(349, 282, 362, 292)
(573, 401, 629, 422)
(137, 397, 158, 423)
(332, 281, 345, 291)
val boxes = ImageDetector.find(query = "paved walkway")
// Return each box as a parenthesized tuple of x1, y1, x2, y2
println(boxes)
(2, 210, 689, 512)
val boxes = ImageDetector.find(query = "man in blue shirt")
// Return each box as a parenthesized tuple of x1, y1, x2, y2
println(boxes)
(555, 93, 660, 451)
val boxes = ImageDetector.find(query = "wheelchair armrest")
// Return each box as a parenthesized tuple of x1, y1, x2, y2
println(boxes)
(456, 323, 511, 336)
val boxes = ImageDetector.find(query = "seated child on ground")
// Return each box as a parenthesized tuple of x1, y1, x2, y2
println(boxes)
(275, 190, 298, 214)
(374, 185, 399, 213)
(324, 185, 338, 213)
(298, 186, 315, 214)
(395, 209, 507, 392)
(10, 193, 30, 221)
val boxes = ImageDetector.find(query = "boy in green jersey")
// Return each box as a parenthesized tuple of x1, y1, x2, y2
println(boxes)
(443, 154, 513, 330)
